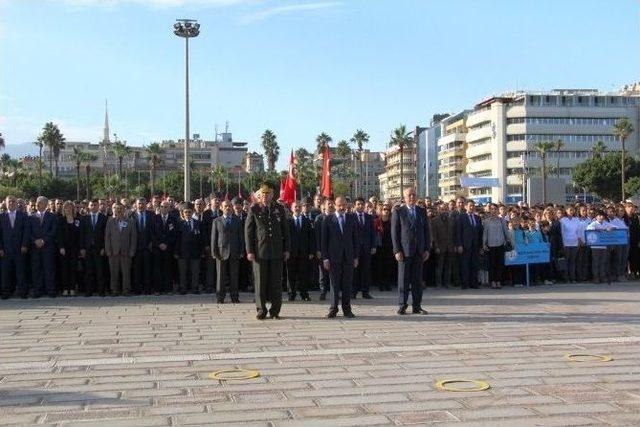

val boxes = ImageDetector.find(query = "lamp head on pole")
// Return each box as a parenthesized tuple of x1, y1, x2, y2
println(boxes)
(173, 18, 200, 38)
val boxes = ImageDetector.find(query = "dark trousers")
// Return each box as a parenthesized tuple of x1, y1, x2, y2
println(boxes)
(205, 255, 216, 293)
(577, 245, 591, 281)
(31, 247, 56, 297)
(564, 246, 579, 281)
(488, 246, 505, 283)
(253, 258, 283, 316)
(133, 249, 152, 294)
(178, 258, 200, 293)
(84, 248, 106, 295)
(461, 248, 479, 288)
(397, 255, 423, 309)
(353, 248, 372, 296)
(592, 248, 610, 282)
(216, 257, 239, 301)
(328, 256, 353, 313)
(59, 252, 77, 292)
(238, 256, 252, 291)
(153, 248, 173, 293)
(318, 261, 329, 293)
(435, 250, 452, 287)
(1, 255, 26, 298)
(287, 254, 310, 298)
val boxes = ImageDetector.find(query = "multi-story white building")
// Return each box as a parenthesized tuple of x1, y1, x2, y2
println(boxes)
(243, 151, 264, 173)
(437, 111, 471, 199)
(355, 150, 385, 199)
(380, 144, 416, 202)
(465, 88, 640, 203)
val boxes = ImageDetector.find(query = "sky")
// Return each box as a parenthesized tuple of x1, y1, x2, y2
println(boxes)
(1, 0, 639, 168)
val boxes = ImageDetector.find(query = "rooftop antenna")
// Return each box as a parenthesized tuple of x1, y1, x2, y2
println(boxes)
(225, 120, 229, 134)
(214, 123, 218, 141)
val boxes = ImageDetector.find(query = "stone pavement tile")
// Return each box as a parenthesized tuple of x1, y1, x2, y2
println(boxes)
(148, 404, 207, 415)
(389, 410, 459, 425)
(0, 413, 40, 424)
(451, 406, 536, 420)
(549, 390, 634, 403)
(290, 406, 361, 418)
(315, 392, 409, 406)
(306, 379, 356, 389)
(274, 415, 392, 426)
(175, 409, 290, 424)
(58, 417, 171, 427)
(232, 391, 286, 402)
(436, 415, 599, 427)
(461, 394, 563, 407)
(42, 408, 145, 423)
(366, 400, 464, 413)
(42, 391, 120, 403)
(206, 398, 316, 412)
(532, 402, 620, 416)
(594, 413, 640, 425)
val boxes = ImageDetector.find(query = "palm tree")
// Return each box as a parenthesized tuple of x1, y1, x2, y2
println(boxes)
(111, 140, 132, 179)
(146, 143, 164, 196)
(40, 122, 66, 178)
(553, 139, 564, 178)
(350, 129, 370, 197)
(33, 136, 45, 193)
(614, 117, 634, 201)
(70, 146, 85, 200)
(84, 153, 97, 199)
(210, 164, 227, 194)
(389, 124, 414, 195)
(591, 140, 608, 159)
(261, 130, 279, 172)
(534, 141, 555, 204)
(316, 132, 332, 155)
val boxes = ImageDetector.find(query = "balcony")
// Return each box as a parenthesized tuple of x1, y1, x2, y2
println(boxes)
(437, 132, 466, 146)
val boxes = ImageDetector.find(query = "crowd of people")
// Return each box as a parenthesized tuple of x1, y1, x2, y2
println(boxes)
(0, 187, 638, 318)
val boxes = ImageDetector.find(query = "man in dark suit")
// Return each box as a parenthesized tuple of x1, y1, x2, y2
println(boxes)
(391, 187, 430, 315)
(29, 196, 58, 298)
(233, 198, 252, 292)
(211, 200, 244, 303)
(152, 200, 178, 294)
(352, 197, 376, 299)
(203, 196, 222, 293)
(80, 199, 108, 296)
(245, 184, 290, 320)
(130, 197, 153, 294)
(322, 196, 359, 318)
(455, 199, 483, 289)
(174, 203, 204, 294)
(287, 200, 315, 301)
(314, 199, 334, 300)
(0, 195, 29, 299)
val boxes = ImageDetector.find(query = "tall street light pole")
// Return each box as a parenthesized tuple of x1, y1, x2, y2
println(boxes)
(173, 18, 200, 202)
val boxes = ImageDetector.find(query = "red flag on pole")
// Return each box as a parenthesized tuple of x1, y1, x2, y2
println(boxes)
(280, 151, 297, 205)
(321, 145, 332, 198)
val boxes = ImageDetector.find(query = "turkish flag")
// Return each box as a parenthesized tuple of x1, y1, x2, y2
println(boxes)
(321, 145, 332, 198)
(280, 151, 297, 205)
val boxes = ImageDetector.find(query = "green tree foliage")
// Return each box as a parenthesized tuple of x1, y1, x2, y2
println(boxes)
(572, 152, 640, 201)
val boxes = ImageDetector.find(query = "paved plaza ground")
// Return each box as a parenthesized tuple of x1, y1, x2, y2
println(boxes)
(0, 283, 639, 426)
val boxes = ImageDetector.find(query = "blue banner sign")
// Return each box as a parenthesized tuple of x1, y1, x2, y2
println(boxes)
(504, 241, 550, 266)
(585, 229, 629, 246)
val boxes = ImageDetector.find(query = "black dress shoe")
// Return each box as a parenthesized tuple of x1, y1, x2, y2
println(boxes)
(362, 293, 373, 299)
(344, 312, 356, 318)
(270, 314, 281, 320)
(319, 293, 327, 301)
(302, 295, 311, 301)
(231, 298, 240, 304)
(288, 294, 296, 301)
(412, 308, 428, 315)
(256, 313, 267, 320)
(397, 304, 408, 315)
(1, 295, 9, 300)
(326, 310, 338, 318)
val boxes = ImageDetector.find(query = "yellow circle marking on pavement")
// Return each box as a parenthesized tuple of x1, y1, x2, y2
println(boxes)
(208, 368, 260, 380)
(435, 379, 490, 392)
(564, 354, 613, 363)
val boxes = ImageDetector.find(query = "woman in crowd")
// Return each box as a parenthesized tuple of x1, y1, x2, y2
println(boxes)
(57, 201, 81, 296)
(373, 203, 396, 291)
(482, 203, 511, 289)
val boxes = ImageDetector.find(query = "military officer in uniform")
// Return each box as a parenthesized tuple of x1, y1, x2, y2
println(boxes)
(245, 184, 290, 320)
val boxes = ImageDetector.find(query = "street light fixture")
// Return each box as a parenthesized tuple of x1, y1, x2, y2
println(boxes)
(173, 18, 200, 201)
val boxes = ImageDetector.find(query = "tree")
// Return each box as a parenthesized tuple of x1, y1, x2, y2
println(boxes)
(0, 132, 4, 150)
(295, 148, 315, 197)
(33, 135, 45, 193)
(40, 122, 66, 178)
(614, 117, 634, 201)
(261, 129, 279, 172)
(350, 129, 370, 197)
(591, 140, 607, 159)
(389, 124, 414, 195)
(210, 164, 226, 194)
(111, 140, 132, 179)
(553, 139, 564, 178)
(573, 152, 640, 201)
(316, 132, 332, 155)
(625, 176, 640, 198)
(70, 146, 85, 201)
(533, 141, 555, 204)
(335, 139, 351, 159)
(84, 153, 97, 199)
(146, 143, 164, 196)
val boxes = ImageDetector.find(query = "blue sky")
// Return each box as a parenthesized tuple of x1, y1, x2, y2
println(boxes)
(1, 0, 638, 168)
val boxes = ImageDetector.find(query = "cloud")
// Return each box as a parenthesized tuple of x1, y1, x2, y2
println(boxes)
(239, 1, 340, 24)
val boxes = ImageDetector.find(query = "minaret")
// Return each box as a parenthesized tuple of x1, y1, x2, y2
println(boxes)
(103, 100, 110, 145)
